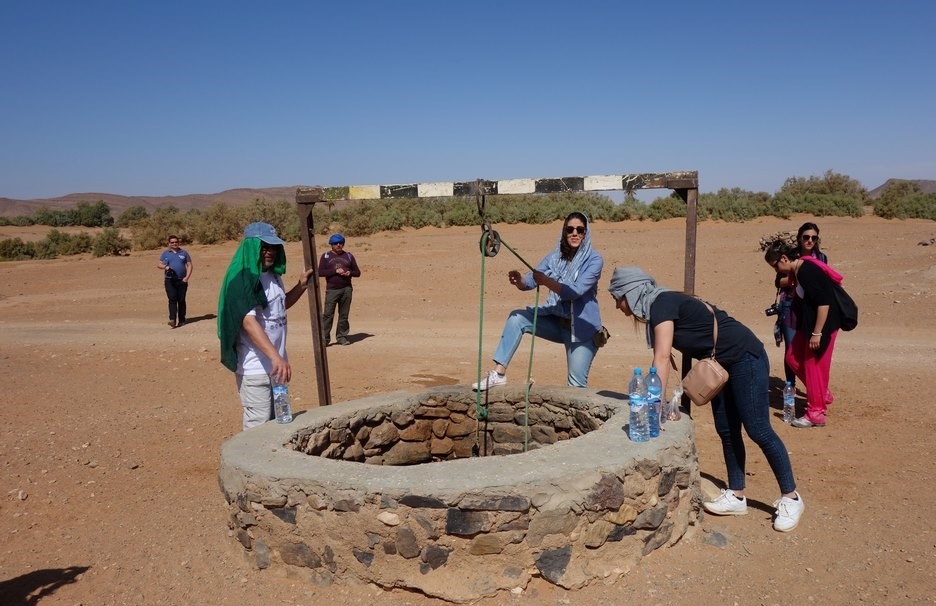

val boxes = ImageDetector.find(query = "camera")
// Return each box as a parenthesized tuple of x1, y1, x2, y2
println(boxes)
(764, 304, 780, 317)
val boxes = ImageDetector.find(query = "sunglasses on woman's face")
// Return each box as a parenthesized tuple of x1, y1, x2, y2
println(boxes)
(801, 235, 819, 242)
(565, 226, 586, 235)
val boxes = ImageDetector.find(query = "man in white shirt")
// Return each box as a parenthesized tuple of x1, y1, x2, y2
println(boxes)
(217, 222, 314, 430)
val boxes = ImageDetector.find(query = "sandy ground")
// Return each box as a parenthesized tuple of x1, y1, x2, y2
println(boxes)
(1, 215, 935, 605)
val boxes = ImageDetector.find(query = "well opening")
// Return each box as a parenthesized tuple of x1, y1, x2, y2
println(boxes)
(219, 386, 702, 603)
(289, 390, 613, 464)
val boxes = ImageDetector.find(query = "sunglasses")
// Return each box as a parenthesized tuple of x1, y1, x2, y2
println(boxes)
(801, 235, 819, 242)
(565, 226, 586, 235)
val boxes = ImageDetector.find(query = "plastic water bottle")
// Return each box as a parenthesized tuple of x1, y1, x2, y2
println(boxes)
(646, 366, 663, 437)
(667, 386, 683, 421)
(628, 368, 649, 443)
(272, 378, 293, 424)
(782, 381, 795, 425)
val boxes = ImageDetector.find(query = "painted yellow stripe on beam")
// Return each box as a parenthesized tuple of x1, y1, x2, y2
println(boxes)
(348, 185, 381, 199)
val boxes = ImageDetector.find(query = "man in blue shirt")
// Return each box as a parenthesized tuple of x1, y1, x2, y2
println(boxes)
(157, 235, 193, 328)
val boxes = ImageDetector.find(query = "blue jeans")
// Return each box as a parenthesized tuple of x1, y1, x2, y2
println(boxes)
(492, 309, 597, 387)
(709, 350, 797, 494)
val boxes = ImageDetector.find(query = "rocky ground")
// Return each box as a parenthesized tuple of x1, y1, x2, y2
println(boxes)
(1, 214, 934, 605)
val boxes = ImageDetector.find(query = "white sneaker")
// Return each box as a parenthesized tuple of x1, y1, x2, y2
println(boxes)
(773, 492, 804, 532)
(472, 370, 506, 391)
(703, 489, 748, 516)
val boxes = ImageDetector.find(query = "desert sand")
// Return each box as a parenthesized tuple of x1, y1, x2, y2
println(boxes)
(1, 214, 934, 605)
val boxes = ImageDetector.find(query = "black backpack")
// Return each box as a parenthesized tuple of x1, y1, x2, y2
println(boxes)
(834, 283, 858, 331)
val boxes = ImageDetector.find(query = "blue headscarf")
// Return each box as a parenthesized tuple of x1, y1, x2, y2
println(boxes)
(538, 213, 596, 314)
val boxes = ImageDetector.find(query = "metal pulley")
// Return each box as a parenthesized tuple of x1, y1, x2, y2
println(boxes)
(479, 225, 501, 257)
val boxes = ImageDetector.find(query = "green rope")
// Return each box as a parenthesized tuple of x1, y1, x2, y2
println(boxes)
(475, 229, 539, 454)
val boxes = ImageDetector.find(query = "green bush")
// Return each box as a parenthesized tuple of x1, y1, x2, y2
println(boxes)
(188, 202, 242, 245)
(92, 227, 132, 256)
(0, 237, 36, 260)
(648, 195, 687, 221)
(876, 191, 936, 220)
(872, 180, 936, 220)
(442, 198, 481, 226)
(697, 189, 771, 222)
(116, 205, 150, 227)
(43, 229, 93, 256)
(609, 197, 648, 221)
(778, 170, 867, 200)
(130, 206, 185, 250)
(0, 215, 35, 226)
(28, 201, 114, 227)
(76, 201, 114, 227)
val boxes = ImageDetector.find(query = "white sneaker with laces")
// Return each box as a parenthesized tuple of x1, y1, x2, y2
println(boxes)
(773, 492, 804, 532)
(472, 369, 506, 391)
(703, 489, 748, 516)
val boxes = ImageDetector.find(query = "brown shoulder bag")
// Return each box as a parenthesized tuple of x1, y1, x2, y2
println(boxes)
(681, 301, 729, 406)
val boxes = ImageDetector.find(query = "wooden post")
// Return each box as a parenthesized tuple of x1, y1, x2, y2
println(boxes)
(674, 184, 700, 414)
(296, 188, 332, 407)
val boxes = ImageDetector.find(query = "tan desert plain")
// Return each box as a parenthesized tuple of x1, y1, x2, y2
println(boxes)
(1, 214, 934, 605)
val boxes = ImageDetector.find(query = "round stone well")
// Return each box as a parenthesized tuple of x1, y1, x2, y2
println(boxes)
(219, 385, 702, 602)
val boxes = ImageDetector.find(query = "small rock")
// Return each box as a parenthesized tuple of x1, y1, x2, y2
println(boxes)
(702, 529, 727, 547)
(377, 511, 401, 526)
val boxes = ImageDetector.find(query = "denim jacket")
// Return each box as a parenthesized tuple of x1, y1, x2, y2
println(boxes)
(521, 249, 604, 343)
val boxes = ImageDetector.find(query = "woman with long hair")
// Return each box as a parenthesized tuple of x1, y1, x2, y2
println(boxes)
(774, 223, 829, 387)
(796, 222, 828, 263)
(473, 212, 603, 390)
(608, 266, 804, 532)
(765, 240, 842, 427)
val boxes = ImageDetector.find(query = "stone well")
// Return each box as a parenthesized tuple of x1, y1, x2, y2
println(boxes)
(219, 386, 702, 602)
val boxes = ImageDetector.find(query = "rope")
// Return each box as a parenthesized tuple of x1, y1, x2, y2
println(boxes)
(474, 191, 538, 455)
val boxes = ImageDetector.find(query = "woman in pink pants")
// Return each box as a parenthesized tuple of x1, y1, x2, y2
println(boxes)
(765, 241, 844, 428)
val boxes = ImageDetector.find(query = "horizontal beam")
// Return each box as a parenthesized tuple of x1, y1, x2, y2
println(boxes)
(297, 171, 697, 203)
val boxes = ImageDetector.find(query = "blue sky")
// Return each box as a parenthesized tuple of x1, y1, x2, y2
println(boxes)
(2, 1, 934, 200)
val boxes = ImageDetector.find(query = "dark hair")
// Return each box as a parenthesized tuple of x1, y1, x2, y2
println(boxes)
(560, 212, 588, 261)
(167, 234, 179, 243)
(764, 239, 799, 265)
(796, 222, 824, 257)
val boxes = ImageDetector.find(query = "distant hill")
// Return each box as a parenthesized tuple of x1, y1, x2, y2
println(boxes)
(866, 179, 936, 200)
(0, 186, 316, 218)
(5, 178, 934, 218)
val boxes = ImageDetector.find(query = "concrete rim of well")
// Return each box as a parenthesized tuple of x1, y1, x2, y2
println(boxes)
(219, 385, 693, 498)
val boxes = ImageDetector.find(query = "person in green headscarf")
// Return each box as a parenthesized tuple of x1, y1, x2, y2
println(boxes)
(217, 222, 314, 430)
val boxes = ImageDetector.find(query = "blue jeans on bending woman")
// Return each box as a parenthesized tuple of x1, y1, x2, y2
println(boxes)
(492, 308, 598, 387)
(710, 350, 796, 495)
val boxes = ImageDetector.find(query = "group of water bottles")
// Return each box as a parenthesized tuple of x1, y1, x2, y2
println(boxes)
(628, 367, 677, 442)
